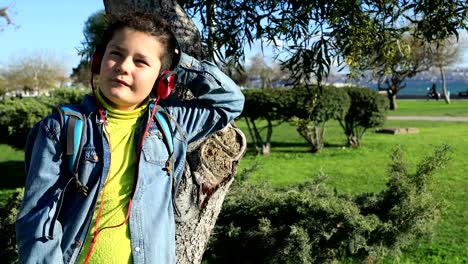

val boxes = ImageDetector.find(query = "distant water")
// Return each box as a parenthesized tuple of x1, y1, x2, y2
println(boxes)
(363, 79, 468, 95)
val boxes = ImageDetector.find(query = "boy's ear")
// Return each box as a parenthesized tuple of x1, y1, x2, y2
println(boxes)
(153, 44, 180, 99)
(91, 52, 102, 74)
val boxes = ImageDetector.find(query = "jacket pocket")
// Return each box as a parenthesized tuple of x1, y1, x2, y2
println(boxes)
(141, 130, 170, 165)
(77, 147, 102, 187)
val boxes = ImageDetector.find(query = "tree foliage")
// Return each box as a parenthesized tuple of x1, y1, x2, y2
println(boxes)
(339, 88, 388, 147)
(290, 86, 351, 152)
(242, 86, 386, 153)
(205, 145, 450, 263)
(71, 10, 108, 86)
(241, 88, 292, 155)
(0, 51, 69, 95)
(178, 0, 467, 86)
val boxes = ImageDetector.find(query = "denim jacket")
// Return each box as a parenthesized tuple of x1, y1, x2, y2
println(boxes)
(16, 53, 244, 264)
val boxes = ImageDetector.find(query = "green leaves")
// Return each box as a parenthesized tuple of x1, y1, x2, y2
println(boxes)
(180, 0, 467, 87)
(0, 88, 87, 149)
(0, 189, 23, 264)
(205, 145, 450, 263)
(339, 87, 389, 147)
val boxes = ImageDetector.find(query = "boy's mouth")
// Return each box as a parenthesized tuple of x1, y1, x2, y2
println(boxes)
(112, 78, 130, 87)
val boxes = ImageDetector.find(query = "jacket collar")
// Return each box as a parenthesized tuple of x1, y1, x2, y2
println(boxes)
(79, 94, 99, 117)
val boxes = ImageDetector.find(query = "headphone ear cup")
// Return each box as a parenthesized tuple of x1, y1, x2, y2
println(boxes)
(156, 70, 178, 99)
(91, 53, 102, 74)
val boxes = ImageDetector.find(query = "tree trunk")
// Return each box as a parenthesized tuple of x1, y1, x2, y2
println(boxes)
(103, 1, 247, 263)
(439, 66, 450, 104)
(174, 123, 246, 263)
(388, 93, 398, 110)
(296, 125, 323, 153)
(387, 80, 399, 110)
(256, 143, 271, 155)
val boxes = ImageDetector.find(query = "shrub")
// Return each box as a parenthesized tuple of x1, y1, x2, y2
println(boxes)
(0, 98, 51, 149)
(0, 88, 88, 149)
(339, 87, 388, 147)
(0, 189, 23, 264)
(241, 88, 293, 155)
(290, 86, 351, 152)
(204, 145, 450, 263)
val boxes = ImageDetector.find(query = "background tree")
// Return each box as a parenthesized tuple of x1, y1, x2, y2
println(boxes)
(427, 36, 465, 104)
(339, 87, 388, 147)
(0, 77, 7, 98)
(290, 86, 351, 153)
(219, 61, 249, 88)
(241, 88, 291, 155)
(0, 51, 69, 95)
(71, 10, 107, 87)
(180, 0, 468, 90)
(248, 53, 273, 89)
(367, 35, 433, 110)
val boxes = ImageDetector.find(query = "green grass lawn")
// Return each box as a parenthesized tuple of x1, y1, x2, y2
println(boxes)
(389, 99, 468, 117)
(236, 110, 467, 262)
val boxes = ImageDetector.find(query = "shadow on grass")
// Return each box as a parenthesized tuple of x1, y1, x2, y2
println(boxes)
(0, 161, 26, 190)
(244, 141, 349, 155)
(324, 143, 349, 148)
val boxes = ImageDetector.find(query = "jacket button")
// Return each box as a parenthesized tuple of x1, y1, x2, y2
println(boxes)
(134, 246, 141, 252)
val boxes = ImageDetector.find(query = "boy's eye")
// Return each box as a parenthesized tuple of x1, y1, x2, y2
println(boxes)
(135, 59, 149, 66)
(109, 50, 121, 56)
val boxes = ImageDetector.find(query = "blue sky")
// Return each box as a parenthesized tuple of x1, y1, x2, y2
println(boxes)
(1, 1, 467, 75)
(0, 1, 104, 73)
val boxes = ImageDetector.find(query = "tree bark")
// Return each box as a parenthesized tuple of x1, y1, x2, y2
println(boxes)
(174, 123, 246, 263)
(387, 91, 398, 110)
(103, 1, 247, 263)
(439, 66, 450, 104)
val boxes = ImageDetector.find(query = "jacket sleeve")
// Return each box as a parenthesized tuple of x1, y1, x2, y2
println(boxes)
(16, 116, 65, 263)
(162, 52, 245, 143)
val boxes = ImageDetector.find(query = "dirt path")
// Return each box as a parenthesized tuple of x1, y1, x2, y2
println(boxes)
(387, 116, 468, 122)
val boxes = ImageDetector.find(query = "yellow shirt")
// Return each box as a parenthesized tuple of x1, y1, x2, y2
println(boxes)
(78, 92, 147, 263)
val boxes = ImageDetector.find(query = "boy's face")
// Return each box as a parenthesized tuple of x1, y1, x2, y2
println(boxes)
(99, 27, 163, 111)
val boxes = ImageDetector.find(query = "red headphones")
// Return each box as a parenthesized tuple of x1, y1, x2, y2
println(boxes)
(90, 46, 180, 100)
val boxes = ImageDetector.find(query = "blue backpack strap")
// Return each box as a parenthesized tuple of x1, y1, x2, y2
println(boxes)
(152, 106, 181, 216)
(55, 105, 89, 196)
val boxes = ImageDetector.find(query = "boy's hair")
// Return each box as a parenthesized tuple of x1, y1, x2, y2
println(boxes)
(97, 13, 179, 73)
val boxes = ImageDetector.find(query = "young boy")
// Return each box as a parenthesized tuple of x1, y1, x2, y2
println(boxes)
(16, 13, 244, 264)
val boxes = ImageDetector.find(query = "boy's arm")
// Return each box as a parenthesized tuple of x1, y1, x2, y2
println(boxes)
(16, 118, 65, 263)
(162, 52, 245, 143)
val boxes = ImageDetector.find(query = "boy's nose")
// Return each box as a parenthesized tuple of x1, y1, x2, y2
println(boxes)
(116, 58, 132, 74)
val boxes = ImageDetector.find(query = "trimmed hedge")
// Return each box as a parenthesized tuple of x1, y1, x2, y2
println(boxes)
(339, 87, 388, 147)
(290, 86, 351, 152)
(0, 88, 88, 149)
